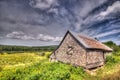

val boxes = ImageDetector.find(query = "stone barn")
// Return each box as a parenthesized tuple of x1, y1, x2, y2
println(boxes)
(50, 31, 113, 69)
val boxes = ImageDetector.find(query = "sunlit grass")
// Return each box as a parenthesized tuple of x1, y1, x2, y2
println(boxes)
(0, 52, 51, 70)
(0, 51, 120, 80)
(0, 52, 88, 80)
(96, 54, 120, 77)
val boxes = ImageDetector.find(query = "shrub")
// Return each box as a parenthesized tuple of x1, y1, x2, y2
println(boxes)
(0, 66, 2, 72)
(40, 52, 45, 56)
(106, 55, 117, 66)
(46, 53, 51, 58)
(29, 73, 40, 80)
(113, 52, 120, 56)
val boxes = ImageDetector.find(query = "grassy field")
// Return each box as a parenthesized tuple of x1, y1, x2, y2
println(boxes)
(0, 51, 120, 80)
(0, 52, 89, 80)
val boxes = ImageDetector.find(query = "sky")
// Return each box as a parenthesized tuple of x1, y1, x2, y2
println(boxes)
(0, 0, 120, 46)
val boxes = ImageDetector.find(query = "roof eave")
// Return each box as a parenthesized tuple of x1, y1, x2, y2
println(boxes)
(86, 48, 113, 52)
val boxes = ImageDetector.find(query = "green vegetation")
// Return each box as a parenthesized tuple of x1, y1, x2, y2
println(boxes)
(104, 41, 120, 56)
(0, 45, 57, 53)
(0, 52, 89, 80)
(0, 41, 120, 80)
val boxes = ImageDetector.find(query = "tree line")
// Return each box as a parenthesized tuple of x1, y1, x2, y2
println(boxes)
(0, 45, 57, 53)
(0, 41, 119, 54)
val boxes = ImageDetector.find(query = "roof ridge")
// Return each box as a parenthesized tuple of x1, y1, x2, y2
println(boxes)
(68, 31, 90, 48)
(68, 30, 113, 51)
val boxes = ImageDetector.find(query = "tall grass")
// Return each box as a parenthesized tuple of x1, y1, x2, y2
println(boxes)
(0, 52, 89, 80)
(0, 52, 120, 80)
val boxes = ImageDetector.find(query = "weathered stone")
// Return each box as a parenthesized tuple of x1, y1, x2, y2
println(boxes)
(50, 31, 112, 69)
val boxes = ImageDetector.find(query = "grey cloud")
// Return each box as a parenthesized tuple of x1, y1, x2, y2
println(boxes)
(0, 0, 65, 36)
(79, 1, 120, 35)
(94, 30, 120, 38)
(6, 31, 62, 42)
(98, 1, 120, 17)
(0, 0, 120, 45)
(37, 34, 62, 42)
(6, 31, 35, 40)
(29, 0, 59, 13)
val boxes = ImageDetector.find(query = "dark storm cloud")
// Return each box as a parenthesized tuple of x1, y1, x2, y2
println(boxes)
(77, 0, 120, 44)
(0, 0, 120, 46)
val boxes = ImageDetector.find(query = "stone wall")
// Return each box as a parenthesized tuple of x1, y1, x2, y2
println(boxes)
(52, 33, 86, 67)
(86, 50, 105, 69)
(50, 33, 105, 69)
